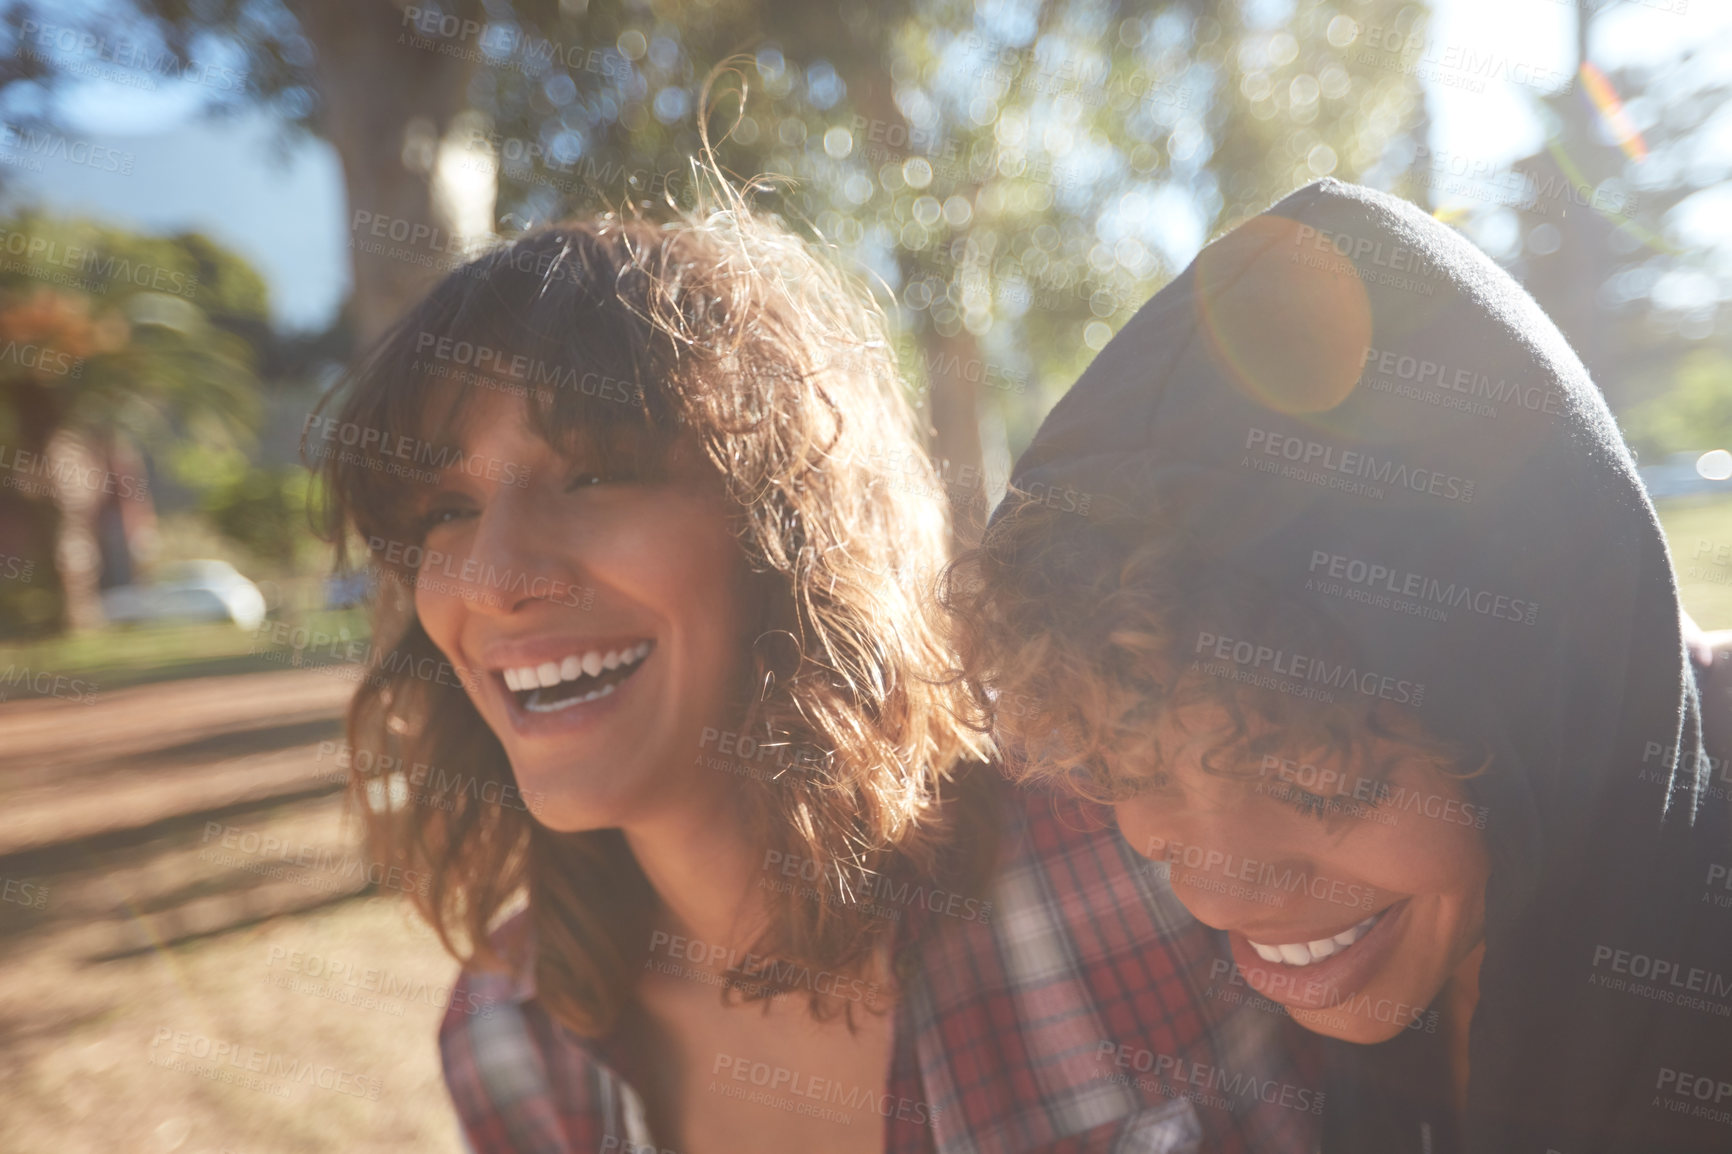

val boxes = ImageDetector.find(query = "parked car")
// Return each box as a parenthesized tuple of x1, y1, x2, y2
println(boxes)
(101, 560, 268, 630)
(323, 569, 373, 609)
(1638, 449, 1732, 500)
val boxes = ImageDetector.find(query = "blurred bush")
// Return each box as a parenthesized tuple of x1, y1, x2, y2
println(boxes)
(0, 214, 270, 636)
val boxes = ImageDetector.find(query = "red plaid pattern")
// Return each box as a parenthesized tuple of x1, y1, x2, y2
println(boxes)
(439, 787, 1326, 1153)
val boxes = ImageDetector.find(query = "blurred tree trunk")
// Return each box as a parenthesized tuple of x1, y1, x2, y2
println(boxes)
(0, 379, 70, 632)
(47, 431, 105, 631)
(285, 0, 497, 344)
(1506, 9, 1622, 403)
(924, 327, 990, 538)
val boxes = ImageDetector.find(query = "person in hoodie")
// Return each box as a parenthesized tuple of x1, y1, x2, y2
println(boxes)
(949, 178, 1732, 1154)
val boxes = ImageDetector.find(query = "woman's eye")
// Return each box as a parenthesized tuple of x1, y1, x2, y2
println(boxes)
(1108, 769, 1172, 802)
(566, 472, 606, 490)
(1266, 781, 1337, 821)
(1269, 780, 1383, 823)
(415, 504, 472, 537)
(1287, 789, 1332, 820)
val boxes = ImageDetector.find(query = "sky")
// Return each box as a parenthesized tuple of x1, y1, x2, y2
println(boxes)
(0, 0, 1724, 334)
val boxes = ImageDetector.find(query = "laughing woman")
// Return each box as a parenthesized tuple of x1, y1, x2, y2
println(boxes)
(951, 180, 1732, 1153)
(312, 192, 1318, 1154)
(312, 203, 991, 1154)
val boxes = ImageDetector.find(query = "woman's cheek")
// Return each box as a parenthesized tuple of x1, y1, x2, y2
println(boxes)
(1363, 802, 1488, 898)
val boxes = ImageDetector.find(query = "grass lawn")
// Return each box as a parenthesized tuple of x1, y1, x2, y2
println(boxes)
(1658, 493, 1732, 630)
(0, 609, 371, 695)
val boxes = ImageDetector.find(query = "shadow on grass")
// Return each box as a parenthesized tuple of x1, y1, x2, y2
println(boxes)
(0, 782, 347, 884)
(85, 885, 378, 965)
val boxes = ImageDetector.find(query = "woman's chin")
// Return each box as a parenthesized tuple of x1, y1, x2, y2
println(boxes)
(505, 761, 646, 832)
(1284, 1002, 1413, 1045)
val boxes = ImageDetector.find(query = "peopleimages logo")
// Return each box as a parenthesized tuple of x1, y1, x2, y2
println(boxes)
(1205, 957, 1440, 1033)
(17, 20, 246, 92)
(646, 930, 881, 1007)
(1291, 224, 1443, 282)
(413, 332, 642, 404)
(0, 228, 199, 298)
(313, 740, 542, 813)
(759, 849, 993, 925)
(264, 945, 495, 1019)
(251, 619, 483, 693)
(1411, 144, 1640, 220)
(303, 414, 531, 487)
(0, 664, 98, 705)
(366, 535, 595, 611)
(1306, 549, 1539, 627)
(1193, 630, 1426, 707)
(1356, 26, 1572, 96)
(0, 443, 149, 501)
(698, 727, 829, 773)
(1257, 755, 1489, 830)
(1358, 345, 1567, 419)
(1654, 1065, 1732, 1129)
(1095, 1041, 1326, 1116)
(0, 121, 134, 174)
(199, 821, 434, 897)
(1242, 427, 1475, 504)
(897, 338, 1030, 397)
(1705, 863, 1732, 911)
(710, 1053, 941, 1126)
(1589, 944, 1732, 1018)
(148, 1027, 383, 1100)
(1639, 741, 1732, 790)
(1, 877, 49, 910)
(0, 338, 83, 378)
(399, 5, 630, 79)
(1142, 834, 1379, 911)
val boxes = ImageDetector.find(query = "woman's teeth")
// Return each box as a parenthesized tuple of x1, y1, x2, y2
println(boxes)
(1246, 912, 1380, 967)
(502, 642, 650, 693)
(501, 641, 652, 712)
(526, 680, 617, 711)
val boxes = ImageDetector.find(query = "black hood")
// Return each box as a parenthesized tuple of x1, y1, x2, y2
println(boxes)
(1004, 179, 1732, 1153)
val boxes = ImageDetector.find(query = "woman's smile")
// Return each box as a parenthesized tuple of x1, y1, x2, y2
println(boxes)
(489, 636, 656, 720)
(1241, 907, 1385, 967)
(1224, 899, 1412, 1015)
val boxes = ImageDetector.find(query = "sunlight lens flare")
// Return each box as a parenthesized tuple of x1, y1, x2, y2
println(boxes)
(1195, 214, 1373, 416)
(1580, 62, 1648, 163)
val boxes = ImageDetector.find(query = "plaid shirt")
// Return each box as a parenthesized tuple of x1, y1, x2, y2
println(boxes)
(439, 786, 1326, 1154)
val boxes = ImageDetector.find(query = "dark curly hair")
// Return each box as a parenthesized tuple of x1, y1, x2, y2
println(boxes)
(945, 487, 1488, 804)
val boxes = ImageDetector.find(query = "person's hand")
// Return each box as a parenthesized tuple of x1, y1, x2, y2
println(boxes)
(1683, 611, 1732, 762)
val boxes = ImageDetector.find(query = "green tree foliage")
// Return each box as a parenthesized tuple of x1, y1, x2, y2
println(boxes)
(4, 0, 1437, 557)
(0, 215, 269, 632)
(448, 0, 1432, 489)
(191, 452, 318, 572)
(1619, 348, 1732, 462)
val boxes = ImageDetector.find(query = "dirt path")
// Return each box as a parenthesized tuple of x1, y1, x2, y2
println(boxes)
(0, 669, 467, 1154)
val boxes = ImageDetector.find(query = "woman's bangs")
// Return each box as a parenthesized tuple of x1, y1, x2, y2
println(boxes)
(318, 236, 676, 555)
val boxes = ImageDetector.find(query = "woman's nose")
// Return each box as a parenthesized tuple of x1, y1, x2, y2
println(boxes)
(453, 490, 571, 615)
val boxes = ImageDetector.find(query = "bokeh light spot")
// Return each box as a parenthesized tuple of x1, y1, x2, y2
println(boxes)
(1697, 450, 1732, 482)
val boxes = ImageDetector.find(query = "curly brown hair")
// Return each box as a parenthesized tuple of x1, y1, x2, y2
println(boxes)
(945, 489, 1486, 805)
(311, 191, 996, 1038)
